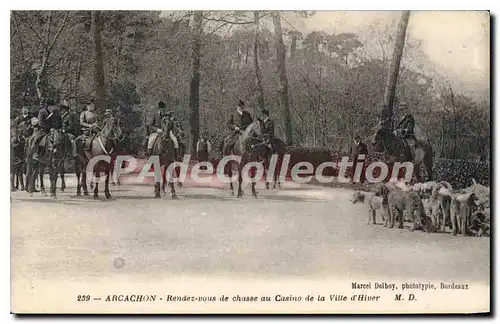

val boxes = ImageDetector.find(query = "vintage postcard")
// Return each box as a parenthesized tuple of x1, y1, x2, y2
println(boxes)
(10, 10, 490, 314)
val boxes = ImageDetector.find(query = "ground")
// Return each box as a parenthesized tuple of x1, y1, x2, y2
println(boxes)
(11, 174, 490, 286)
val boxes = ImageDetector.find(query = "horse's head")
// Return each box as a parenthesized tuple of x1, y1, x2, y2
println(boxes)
(10, 127, 20, 147)
(371, 126, 390, 153)
(102, 116, 124, 142)
(47, 128, 65, 156)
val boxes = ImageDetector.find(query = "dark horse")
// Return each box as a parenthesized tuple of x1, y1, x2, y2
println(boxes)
(222, 120, 266, 198)
(10, 126, 26, 191)
(260, 137, 286, 190)
(371, 125, 433, 182)
(25, 128, 66, 197)
(150, 117, 178, 199)
(75, 116, 123, 199)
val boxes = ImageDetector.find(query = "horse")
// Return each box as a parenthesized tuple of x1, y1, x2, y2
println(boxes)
(10, 126, 26, 191)
(150, 117, 177, 199)
(260, 137, 286, 190)
(25, 128, 67, 197)
(75, 116, 123, 199)
(371, 125, 433, 183)
(222, 120, 267, 198)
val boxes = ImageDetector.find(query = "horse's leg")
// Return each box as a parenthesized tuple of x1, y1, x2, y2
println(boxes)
(176, 167, 183, 188)
(161, 165, 167, 194)
(263, 157, 270, 190)
(169, 166, 177, 200)
(104, 165, 112, 199)
(81, 164, 89, 196)
(10, 173, 16, 191)
(49, 164, 57, 198)
(19, 166, 25, 191)
(155, 180, 161, 198)
(93, 170, 100, 199)
(251, 166, 257, 198)
(226, 160, 234, 196)
(39, 164, 47, 196)
(237, 162, 244, 198)
(76, 162, 82, 196)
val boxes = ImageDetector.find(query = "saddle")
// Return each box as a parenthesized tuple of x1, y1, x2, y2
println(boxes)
(84, 133, 98, 151)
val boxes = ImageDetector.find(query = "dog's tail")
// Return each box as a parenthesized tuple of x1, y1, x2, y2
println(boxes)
(438, 181, 453, 191)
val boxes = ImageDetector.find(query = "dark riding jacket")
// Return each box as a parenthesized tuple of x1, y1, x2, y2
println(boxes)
(351, 142, 368, 157)
(38, 106, 62, 132)
(239, 110, 253, 130)
(61, 111, 79, 135)
(396, 113, 415, 138)
(147, 112, 164, 134)
(262, 117, 274, 138)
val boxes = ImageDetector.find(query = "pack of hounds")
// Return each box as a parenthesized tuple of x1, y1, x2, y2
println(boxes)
(351, 179, 490, 237)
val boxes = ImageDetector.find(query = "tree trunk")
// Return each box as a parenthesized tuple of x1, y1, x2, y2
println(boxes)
(91, 10, 106, 115)
(253, 11, 265, 112)
(272, 12, 293, 145)
(188, 10, 203, 155)
(381, 11, 410, 130)
(290, 35, 297, 59)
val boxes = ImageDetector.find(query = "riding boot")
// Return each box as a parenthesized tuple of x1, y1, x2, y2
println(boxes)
(146, 148, 152, 157)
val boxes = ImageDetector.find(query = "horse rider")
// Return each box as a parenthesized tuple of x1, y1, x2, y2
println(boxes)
(223, 99, 253, 153)
(164, 109, 181, 159)
(60, 103, 79, 157)
(77, 99, 99, 152)
(146, 101, 179, 157)
(196, 132, 212, 162)
(261, 108, 275, 150)
(13, 106, 34, 139)
(350, 134, 368, 183)
(394, 101, 416, 152)
(31, 98, 63, 162)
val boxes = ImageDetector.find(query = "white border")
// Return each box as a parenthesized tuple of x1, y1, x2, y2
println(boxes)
(2, 1, 497, 322)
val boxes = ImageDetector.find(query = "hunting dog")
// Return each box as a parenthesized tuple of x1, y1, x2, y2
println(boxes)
(351, 191, 386, 225)
(376, 184, 435, 232)
(450, 192, 479, 236)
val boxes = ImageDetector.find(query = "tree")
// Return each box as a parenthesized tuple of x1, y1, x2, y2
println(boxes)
(381, 11, 410, 130)
(272, 12, 293, 145)
(188, 11, 203, 155)
(91, 10, 106, 114)
(253, 11, 265, 112)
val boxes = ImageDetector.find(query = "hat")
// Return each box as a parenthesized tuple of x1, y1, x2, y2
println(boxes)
(46, 98, 55, 106)
(104, 109, 113, 115)
(60, 104, 70, 111)
(261, 108, 269, 115)
(354, 135, 361, 141)
(87, 99, 94, 105)
(158, 101, 166, 109)
(237, 99, 245, 108)
(399, 101, 408, 108)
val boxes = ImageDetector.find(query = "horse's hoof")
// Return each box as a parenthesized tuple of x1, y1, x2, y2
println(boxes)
(230, 191, 234, 196)
(398, 225, 404, 229)
(93, 195, 99, 200)
(41, 191, 47, 196)
(155, 194, 161, 198)
(84, 191, 89, 196)
(29, 192, 33, 197)
(171, 195, 178, 200)
(77, 192, 81, 196)
(10, 188, 16, 192)
(105, 193, 112, 199)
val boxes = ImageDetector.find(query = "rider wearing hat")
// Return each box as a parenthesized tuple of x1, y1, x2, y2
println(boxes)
(261, 107, 274, 149)
(394, 101, 416, 152)
(350, 134, 368, 183)
(14, 106, 35, 139)
(223, 99, 253, 154)
(60, 103, 79, 157)
(146, 101, 179, 157)
(78, 99, 99, 152)
(31, 98, 63, 161)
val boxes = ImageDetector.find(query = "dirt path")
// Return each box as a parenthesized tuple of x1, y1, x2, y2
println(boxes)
(11, 175, 490, 285)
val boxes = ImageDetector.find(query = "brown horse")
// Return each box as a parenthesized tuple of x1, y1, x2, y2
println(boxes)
(222, 119, 266, 198)
(150, 117, 177, 199)
(25, 128, 67, 197)
(260, 137, 286, 190)
(10, 126, 26, 191)
(75, 116, 123, 199)
(371, 125, 433, 182)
